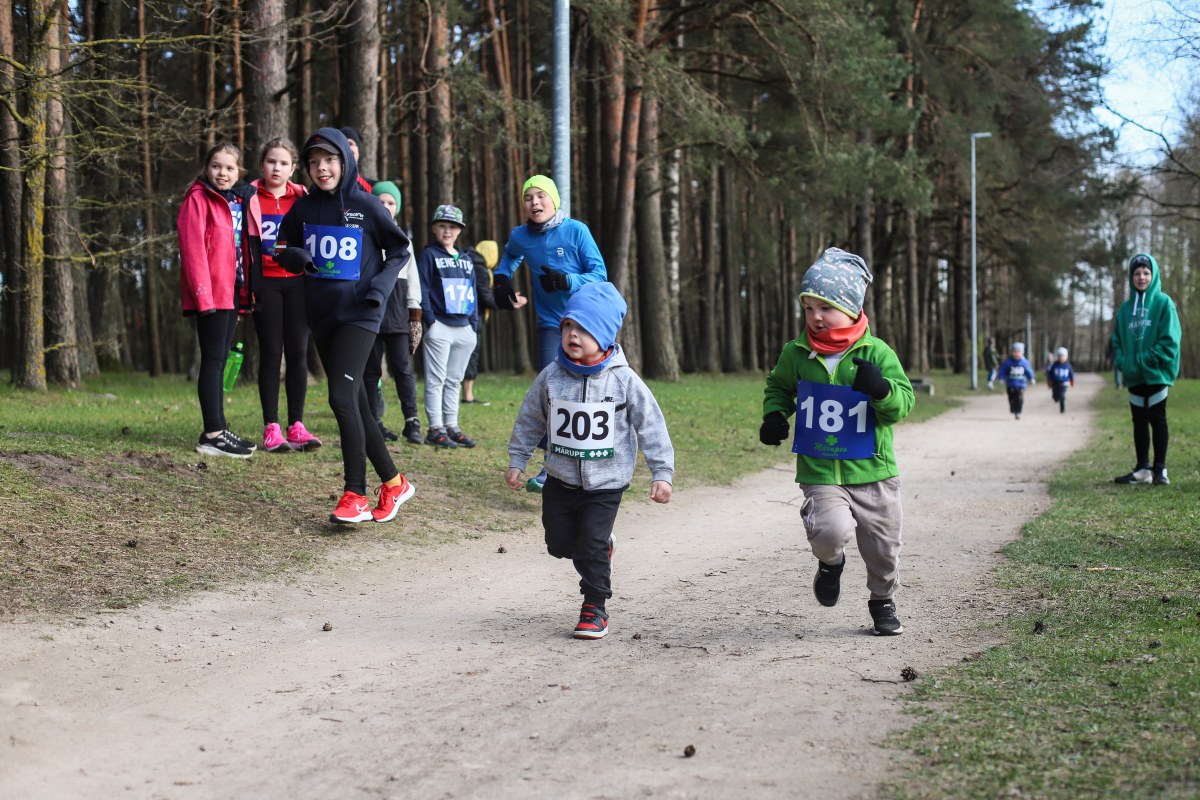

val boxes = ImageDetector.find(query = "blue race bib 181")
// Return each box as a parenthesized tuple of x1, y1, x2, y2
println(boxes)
(792, 380, 877, 460)
(303, 224, 363, 280)
(442, 277, 477, 314)
(261, 213, 283, 257)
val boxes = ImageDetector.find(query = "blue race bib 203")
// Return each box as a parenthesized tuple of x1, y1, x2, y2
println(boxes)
(442, 277, 477, 314)
(792, 380, 877, 460)
(303, 224, 363, 280)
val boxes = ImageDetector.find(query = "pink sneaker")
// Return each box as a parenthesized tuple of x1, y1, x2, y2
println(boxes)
(263, 422, 291, 453)
(286, 420, 321, 451)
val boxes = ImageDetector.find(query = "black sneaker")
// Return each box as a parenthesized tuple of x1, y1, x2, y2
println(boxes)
(868, 598, 904, 636)
(196, 431, 252, 459)
(572, 604, 609, 639)
(1153, 466, 1170, 486)
(1115, 466, 1152, 484)
(446, 427, 476, 448)
(813, 556, 845, 607)
(225, 429, 256, 451)
(425, 427, 459, 449)
(402, 418, 425, 445)
(377, 421, 399, 442)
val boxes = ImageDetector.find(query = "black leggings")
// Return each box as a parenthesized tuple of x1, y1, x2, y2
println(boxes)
(196, 310, 238, 433)
(1129, 384, 1169, 468)
(363, 332, 419, 422)
(253, 275, 309, 426)
(1006, 386, 1025, 415)
(542, 476, 624, 609)
(314, 325, 399, 495)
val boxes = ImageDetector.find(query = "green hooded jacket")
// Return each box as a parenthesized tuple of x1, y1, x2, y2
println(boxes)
(763, 328, 914, 486)
(1111, 254, 1181, 388)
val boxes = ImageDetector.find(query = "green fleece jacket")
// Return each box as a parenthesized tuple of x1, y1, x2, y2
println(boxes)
(764, 327, 914, 486)
(1111, 254, 1181, 388)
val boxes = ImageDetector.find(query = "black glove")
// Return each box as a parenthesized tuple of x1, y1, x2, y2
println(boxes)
(492, 273, 519, 309)
(851, 357, 891, 401)
(278, 246, 314, 276)
(539, 268, 571, 293)
(759, 411, 790, 447)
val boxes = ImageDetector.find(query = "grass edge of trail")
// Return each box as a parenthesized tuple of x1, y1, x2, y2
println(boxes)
(882, 380, 1200, 800)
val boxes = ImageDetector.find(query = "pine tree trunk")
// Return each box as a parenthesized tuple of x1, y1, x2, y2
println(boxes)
(663, 144, 682, 353)
(231, 0, 245, 151)
(635, 91, 678, 381)
(19, 0, 54, 390)
(719, 166, 741, 372)
(139, 0, 162, 376)
(742, 185, 759, 372)
(905, 211, 920, 370)
(346, 0, 380, 175)
(297, 0, 313, 141)
(699, 166, 719, 372)
(0, 0, 22, 376)
(45, 8, 78, 387)
(598, 41, 624, 248)
(245, 0, 289, 163)
(425, 0, 452, 200)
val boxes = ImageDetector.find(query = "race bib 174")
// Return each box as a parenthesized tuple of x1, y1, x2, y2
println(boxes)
(303, 224, 363, 280)
(442, 277, 477, 315)
(549, 399, 616, 459)
(791, 380, 877, 460)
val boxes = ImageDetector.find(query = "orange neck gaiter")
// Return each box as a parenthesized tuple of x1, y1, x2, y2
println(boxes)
(806, 313, 868, 355)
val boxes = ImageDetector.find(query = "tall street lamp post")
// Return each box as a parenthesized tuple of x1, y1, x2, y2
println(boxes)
(970, 131, 992, 390)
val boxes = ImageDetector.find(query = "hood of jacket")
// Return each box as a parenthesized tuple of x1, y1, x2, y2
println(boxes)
(1128, 253, 1162, 318)
(299, 127, 363, 226)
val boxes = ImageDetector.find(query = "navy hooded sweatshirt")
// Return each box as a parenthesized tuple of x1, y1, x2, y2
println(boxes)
(275, 128, 411, 338)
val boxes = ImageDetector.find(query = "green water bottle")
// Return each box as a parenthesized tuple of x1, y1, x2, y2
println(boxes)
(223, 343, 244, 392)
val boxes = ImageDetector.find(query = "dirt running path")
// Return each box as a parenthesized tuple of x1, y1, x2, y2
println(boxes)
(2, 375, 1104, 800)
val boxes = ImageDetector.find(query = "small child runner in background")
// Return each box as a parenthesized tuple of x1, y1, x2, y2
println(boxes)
(1045, 347, 1075, 414)
(760, 248, 914, 636)
(505, 282, 674, 640)
(983, 337, 1000, 390)
(998, 343, 1035, 420)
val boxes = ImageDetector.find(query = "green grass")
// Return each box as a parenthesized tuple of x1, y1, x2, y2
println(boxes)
(886, 379, 1200, 800)
(0, 365, 969, 614)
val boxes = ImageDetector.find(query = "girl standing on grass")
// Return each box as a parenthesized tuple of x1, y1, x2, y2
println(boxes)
(246, 137, 322, 453)
(274, 128, 416, 524)
(178, 143, 258, 460)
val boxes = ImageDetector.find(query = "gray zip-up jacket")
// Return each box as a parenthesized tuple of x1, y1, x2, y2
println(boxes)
(508, 345, 675, 491)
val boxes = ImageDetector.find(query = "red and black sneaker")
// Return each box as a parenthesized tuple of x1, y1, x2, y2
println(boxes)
(330, 490, 372, 524)
(572, 604, 609, 640)
(372, 475, 416, 522)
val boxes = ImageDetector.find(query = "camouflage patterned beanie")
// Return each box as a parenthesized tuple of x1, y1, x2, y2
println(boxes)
(799, 248, 873, 318)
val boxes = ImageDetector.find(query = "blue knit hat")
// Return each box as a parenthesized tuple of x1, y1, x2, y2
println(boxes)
(561, 282, 627, 350)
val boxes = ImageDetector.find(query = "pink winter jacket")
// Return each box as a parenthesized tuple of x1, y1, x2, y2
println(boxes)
(178, 179, 250, 315)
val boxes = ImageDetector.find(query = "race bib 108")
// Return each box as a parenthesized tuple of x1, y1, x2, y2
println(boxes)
(549, 399, 616, 459)
(791, 380, 877, 460)
(442, 277, 477, 315)
(303, 224, 363, 280)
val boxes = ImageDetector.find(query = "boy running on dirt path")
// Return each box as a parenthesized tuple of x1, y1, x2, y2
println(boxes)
(998, 343, 1035, 420)
(1045, 347, 1075, 414)
(1112, 253, 1180, 486)
(505, 282, 674, 640)
(759, 248, 914, 636)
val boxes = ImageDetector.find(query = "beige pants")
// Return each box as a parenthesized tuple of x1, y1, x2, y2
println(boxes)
(799, 477, 902, 600)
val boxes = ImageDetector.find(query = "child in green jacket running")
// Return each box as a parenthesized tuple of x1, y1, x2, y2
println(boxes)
(1111, 253, 1181, 486)
(759, 248, 915, 636)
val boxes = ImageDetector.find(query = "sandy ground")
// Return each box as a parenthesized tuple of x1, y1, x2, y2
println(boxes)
(1, 375, 1104, 800)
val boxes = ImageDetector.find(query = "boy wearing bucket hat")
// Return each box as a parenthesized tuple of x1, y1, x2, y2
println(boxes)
(505, 282, 674, 639)
(760, 248, 914, 636)
(493, 175, 608, 492)
(1045, 347, 1075, 414)
(417, 205, 481, 449)
(998, 342, 1035, 419)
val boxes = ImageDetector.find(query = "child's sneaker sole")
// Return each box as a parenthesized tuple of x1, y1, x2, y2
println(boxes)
(330, 510, 372, 523)
(572, 627, 608, 640)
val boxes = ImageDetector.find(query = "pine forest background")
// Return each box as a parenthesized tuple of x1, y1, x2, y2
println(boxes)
(0, 0, 1198, 390)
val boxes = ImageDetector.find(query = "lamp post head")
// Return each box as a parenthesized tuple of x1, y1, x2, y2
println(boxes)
(972, 132, 992, 140)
